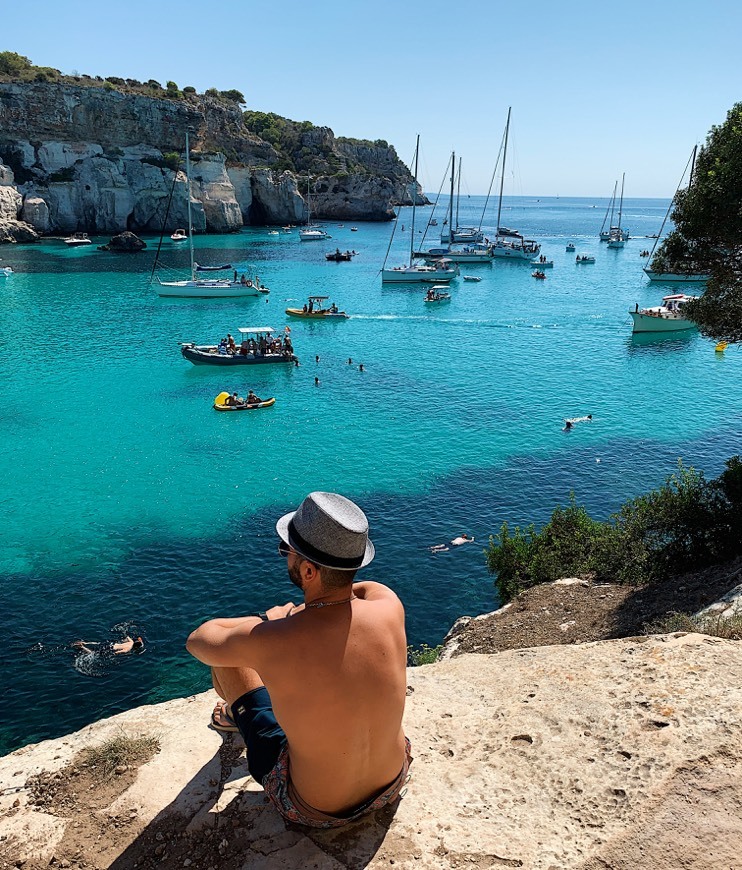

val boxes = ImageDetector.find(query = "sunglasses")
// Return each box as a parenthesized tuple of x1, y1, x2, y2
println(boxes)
(278, 541, 292, 558)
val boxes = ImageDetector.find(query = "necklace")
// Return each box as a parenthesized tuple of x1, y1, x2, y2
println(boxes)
(304, 595, 356, 610)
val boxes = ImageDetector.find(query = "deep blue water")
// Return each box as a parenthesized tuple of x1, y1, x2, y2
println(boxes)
(1, 195, 740, 756)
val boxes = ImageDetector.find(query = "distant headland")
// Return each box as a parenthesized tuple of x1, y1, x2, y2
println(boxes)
(0, 52, 426, 242)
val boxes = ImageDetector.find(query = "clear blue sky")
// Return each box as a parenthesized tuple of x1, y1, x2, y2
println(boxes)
(3, 0, 739, 196)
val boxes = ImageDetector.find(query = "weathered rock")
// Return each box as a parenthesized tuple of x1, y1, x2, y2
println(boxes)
(20, 195, 50, 234)
(0, 181, 38, 242)
(0, 633, 740, 869)
(98, 231, 146, 252)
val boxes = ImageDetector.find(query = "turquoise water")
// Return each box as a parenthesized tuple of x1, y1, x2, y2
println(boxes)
(2, 196, 740, 755)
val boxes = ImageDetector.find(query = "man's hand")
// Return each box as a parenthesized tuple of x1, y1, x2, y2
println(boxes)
(265, 602, 297, 620)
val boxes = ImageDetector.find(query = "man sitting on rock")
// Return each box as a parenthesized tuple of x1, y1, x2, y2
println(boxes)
(186, 492, 411, 828)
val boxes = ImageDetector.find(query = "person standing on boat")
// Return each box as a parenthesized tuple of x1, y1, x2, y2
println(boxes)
(186, 492, 411, 828)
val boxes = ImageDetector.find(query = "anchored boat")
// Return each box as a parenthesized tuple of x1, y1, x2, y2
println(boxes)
(630, 295, 697, 333)
(286, 295, 349, 319)
(181, 327, 296, 365)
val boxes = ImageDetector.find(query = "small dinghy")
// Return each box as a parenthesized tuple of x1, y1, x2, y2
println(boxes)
(214, 392, 276, 411)
(462, 275, 482, 282)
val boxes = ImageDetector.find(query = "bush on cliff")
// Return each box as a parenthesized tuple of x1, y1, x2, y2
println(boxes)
(487, 458, 742, 602)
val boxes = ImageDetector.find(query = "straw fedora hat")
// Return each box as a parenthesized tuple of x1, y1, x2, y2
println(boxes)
(276, 492, 375, 571)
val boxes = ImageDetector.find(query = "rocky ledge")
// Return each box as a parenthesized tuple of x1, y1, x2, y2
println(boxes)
(1, 632, 740, 870)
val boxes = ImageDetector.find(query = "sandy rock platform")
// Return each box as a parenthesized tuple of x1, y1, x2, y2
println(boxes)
(1, 632, 740, 869)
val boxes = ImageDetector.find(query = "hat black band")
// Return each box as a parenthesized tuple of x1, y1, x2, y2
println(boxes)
(288, 519, 364, 569)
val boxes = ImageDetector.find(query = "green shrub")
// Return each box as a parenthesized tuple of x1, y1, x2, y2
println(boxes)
(183, 85, 196, 94)
(407, 643, 443, 666)
(220, 88, 245, 104)
(0, 51, 33, 76)
(487, 458, 742, 602)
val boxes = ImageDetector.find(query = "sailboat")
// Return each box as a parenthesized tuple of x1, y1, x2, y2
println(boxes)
(416, 153, 493, 262)
(440, 155, 484, 244)
(607, 174, 627, 248)
(299, 180, 331, 241)
(155, 130, 262, 298)
(381, 136, 459, 284)
(644, 147, 710, 284)
(599, 181, 618, 241)
(491, 108, 541, 260)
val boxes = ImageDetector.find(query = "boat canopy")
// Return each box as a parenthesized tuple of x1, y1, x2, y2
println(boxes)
(308, 295, 329, 301)
(238, 327, 275, 335)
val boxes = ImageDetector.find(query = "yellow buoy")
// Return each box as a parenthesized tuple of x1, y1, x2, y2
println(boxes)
(715, 342, 728, 353)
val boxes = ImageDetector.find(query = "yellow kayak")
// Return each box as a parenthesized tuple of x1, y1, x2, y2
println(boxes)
(214, 392, 276, 411)
(285, 308, 349, 319)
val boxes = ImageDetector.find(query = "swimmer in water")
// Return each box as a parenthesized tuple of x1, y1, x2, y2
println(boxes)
(72, 636, 144, 655)
(430, 534, 474, 552)
(565, 414, 592, 426)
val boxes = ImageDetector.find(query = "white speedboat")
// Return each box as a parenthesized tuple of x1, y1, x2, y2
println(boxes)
(1, 266, 13, 276)
(299, 227, 331, 241)
(630, 294, 697, 333)
(170, 228, 187, 241)
(530, 258, 554, 268)
(424, 285, 451, 303)
(462, 275, 481, 282)
(64, 232, 92, 246)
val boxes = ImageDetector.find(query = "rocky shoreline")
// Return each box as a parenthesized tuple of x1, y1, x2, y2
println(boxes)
(0, 82, 422, 242)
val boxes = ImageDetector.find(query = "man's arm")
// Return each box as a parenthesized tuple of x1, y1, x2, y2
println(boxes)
(186, 615, 265, 668)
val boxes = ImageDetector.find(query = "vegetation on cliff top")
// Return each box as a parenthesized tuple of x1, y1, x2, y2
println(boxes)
(651, 102, 742, 343)
(487, 457, 742, 603)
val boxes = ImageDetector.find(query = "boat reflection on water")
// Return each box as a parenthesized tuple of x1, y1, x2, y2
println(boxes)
(626, 329, 697, 356)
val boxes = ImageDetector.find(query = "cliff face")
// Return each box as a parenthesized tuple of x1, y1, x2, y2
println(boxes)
(0, 82, 416, 239)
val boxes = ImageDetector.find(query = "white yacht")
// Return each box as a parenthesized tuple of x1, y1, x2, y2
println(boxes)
(630, 294, 697, 333)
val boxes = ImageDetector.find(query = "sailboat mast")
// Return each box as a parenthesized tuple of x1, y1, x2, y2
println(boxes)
(617, 172, 625, 231)
(409, 134, 419, 265)
(456, 156, 462, 229)
(689, 144, 697, 186)
(185, 128, 195, 279)
(496, 107, 511, 236)
(601, 180, 617, 233)
(448, 151, 455, 239)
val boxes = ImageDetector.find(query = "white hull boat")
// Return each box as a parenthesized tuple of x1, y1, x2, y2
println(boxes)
(157, 278, 262, 298)
(643, 269, 709, 284)
(382, 264, 458, 283)
(630, 294, 697, 333)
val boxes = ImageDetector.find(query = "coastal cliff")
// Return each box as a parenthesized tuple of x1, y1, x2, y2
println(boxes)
(0, 81, 417, 240)
(1, 632, 740, 870)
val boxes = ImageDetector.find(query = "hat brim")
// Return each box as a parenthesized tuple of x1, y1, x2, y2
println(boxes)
(276, 511, 375, 570)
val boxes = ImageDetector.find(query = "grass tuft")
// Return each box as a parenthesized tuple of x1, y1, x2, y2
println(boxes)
(80, 732, 160, 780)
(645, 611, 742, 640)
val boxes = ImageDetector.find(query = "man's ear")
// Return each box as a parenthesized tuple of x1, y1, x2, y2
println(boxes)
(300, 559, 320, 583)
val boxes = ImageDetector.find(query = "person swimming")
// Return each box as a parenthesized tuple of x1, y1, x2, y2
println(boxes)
(430, 534, 474, 553)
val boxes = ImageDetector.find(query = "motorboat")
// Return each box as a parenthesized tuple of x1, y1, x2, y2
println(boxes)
(1, 265, 13, 276)
(268, 230, 280, 236)
(576, 255, 596, 264)
(170, 228, 187, 241)
(325, 249, 356, 262)
(350, 227, 358, 232)
(64, 232, 92, 246)
(299, 227, 331, 241)
(630, 294, 697, 333)
(462, 275, 482, 282)
(181, 327, 296, 365)
(566, 243, 576, 252)
(424, 286, 451, 303)
(286, 295, 349, 319)
(213, 391, 276, 411)
(530, 258, 554, 268)
(532, 270, 546, 280)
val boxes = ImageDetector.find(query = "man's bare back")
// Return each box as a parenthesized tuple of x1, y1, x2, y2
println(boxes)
(186, 492, 410, 826)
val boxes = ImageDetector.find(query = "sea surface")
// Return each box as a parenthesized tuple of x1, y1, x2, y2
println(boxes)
(2, 195, 740, 756)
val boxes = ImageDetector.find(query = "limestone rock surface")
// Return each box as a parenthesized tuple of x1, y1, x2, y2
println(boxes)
(1, 633, 740, 869)
(0, 82, 417, 239)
